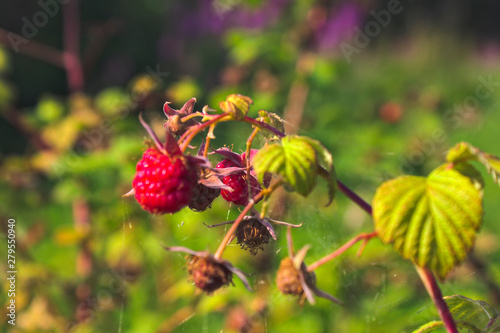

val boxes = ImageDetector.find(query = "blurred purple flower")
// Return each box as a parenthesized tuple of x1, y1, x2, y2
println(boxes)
(317, 1, 365, 53)
(195, 0, 289, 34)
(158, 0, 288, 61)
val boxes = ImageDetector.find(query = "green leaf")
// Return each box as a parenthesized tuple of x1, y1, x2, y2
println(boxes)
(253, 135, 337, 204)
(256, 110, 285, 140)
(95, 87, 130, 116)
(373, 163, 483, 279)
(300, 137, 333, 173)
(446, 142, 477, 163)
(447, 142, 500, 186)
(412, 321, 444, 333)
(445, 295, 499, 332)
(300, 136, 337, 205)
(219, 94, 253, 120)
(253, 136, 317, 197)
(36, 95, 65, 123)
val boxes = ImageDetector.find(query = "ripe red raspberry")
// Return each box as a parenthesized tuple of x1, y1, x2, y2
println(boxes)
(133, 148, 196, 214)
(216, 159, 262, 206)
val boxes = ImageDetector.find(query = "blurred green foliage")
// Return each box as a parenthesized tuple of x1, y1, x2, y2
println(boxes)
(1, 1, 500, 332)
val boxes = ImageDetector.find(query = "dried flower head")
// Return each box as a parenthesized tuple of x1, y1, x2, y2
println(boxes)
(276, 254, 318, 306)
(163, 98, 198, 136)
(277, 227, 342, 305)
(187, 255, 233, 293)
(236, 218, 271, 255)
(188, 182, 221, 212)
(205, 214, 302, 255)
(164, 246, 252, 294)
(276, 257, 303, 298)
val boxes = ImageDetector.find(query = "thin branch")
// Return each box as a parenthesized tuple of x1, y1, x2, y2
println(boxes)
(0, 1, 84, 93)
(0, 28, 65, 67)
(336, 180, 372, 216)
(4, 108, 52, 151)
(213, 180, 283, 259)
(416, 267, 458, 333)
(306, 232, 377, 272)
(242, 116, 286, 138)
(82, 19, 123, 75)
(63, 0, 84, 92)
(73, 198, 92, 277)
(180, 113, 229, 152)
(327, 181, 457, 332)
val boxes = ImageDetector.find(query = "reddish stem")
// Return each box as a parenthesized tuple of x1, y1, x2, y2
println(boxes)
(63, 0, 84, 92)
(203, 127, 213, 157)
(213, 200, 258, 260)
(307, 232, 378, 272)
(242, 116, 286, 138)
(416, 267, 458, 333)
(175, 101, 456, 331)
(320, 181, 457, 331)
(180, 114, 228, 152)
(4, 108, 52, 151)
(244, 127, 260, 200)
(334, 180, 457, 332)
(336, 180, 372, 216)
(0, 29, 65, 67)
(73, 198, 91, 277)
(213, 180, 282, 259)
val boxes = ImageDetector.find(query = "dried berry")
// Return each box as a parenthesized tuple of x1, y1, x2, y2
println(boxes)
(188, 183, 220, 211)
(187, 256, 233, 294)
(166, 246, 252, 293)
(236, 218, 270, 255)
(276, 257, 305, 302)
(277, 227, 342, 305)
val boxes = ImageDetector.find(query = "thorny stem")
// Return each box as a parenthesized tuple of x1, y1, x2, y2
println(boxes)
(180, 113, 229, 152)
(416, 267, 459, 333)
(306, 232, 378, 272)
(214, 180, 283, 260)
